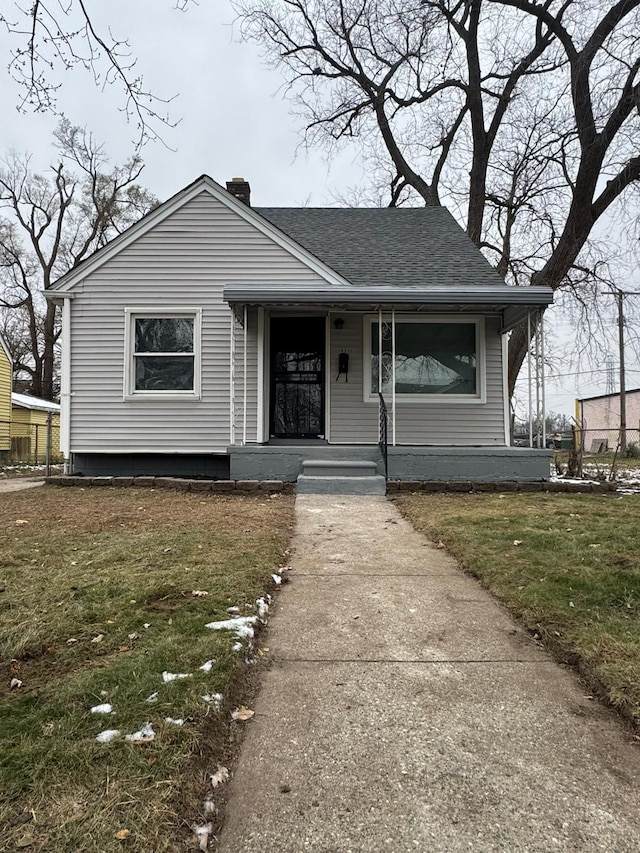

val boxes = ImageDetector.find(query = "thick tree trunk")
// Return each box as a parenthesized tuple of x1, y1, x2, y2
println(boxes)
(507, 321, 530, 400)
(41, 301, 59, 401)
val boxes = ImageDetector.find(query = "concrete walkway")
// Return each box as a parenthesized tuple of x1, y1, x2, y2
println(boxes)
(0, 477, 44, 494)
(218, 495, 640, 852)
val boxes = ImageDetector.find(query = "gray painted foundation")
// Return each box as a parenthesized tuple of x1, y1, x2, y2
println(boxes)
(69, 446, 551, 483)
(387, 446, 552, 482)
(229, 445, 385, 482)
(229, 445, 551, 483)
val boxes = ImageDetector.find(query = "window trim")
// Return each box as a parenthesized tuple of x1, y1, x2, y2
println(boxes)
(362, 313, 486, 404)
(124, 308, 202, 401)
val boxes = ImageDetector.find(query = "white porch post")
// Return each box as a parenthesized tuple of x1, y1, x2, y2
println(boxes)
(229, 308, 236, 446)
(534, 313, 541, 448)
(391, 307, 396, 446)
(540, 312, 546, 448)
(257, 307, 265, 443)
(502, 332, 510, 446)
(242, 304, 248, 445)
(527, 312, 533, 448)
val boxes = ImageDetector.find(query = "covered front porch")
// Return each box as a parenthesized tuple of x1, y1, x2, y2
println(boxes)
(224, 282, 553, 489)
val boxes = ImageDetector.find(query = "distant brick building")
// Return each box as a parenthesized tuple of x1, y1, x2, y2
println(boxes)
(577, 389, 640, 451)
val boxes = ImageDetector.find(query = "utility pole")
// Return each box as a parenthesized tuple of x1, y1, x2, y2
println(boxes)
(617, 290, 627, 455)
(609, 288, 640, 456)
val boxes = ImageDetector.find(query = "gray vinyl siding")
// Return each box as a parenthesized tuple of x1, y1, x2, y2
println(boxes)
(69, 192, 325, 454)
(328, 314, 506, 445)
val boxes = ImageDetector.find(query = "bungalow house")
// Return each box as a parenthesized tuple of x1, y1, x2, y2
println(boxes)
(45, 175, 553, 492)
(0, 332, 11, 464)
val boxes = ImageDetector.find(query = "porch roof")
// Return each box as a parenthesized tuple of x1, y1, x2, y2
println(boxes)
(222, 282, 553, 332)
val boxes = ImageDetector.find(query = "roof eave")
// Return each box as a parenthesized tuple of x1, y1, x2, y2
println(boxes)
(223, 283, 554, 309)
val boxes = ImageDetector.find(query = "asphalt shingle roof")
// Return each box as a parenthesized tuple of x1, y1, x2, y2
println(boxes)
(255, 206, 506, 289)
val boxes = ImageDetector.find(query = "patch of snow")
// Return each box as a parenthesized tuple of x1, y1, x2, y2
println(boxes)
(271, 574, 282, 585)
(199, 659, 216, 672)
(226, 606, 240, 614)
(194, 823, 213, 852)
(256, 597, 269, 619)
(162, 671, 192, 683)
(205, 615, 257, 640)
(203, 797, 215, 815)
(202, 693, 223, 707)
(165, 717, 184, 726)
(548, 475, 602, 485)
(90, 703, 113, 714)
(125, 722, 155, 742)
(145, 692, 159, 703)
(232, 642, 243, 652)
(96, 729, 120, 743)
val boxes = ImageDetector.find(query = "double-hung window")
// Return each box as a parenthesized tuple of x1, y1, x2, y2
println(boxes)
(125, 309, 201, 399)
(364, 315, 484, 402)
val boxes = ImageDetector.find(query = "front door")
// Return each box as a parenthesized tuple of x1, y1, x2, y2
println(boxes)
(270, 317, 325, 439)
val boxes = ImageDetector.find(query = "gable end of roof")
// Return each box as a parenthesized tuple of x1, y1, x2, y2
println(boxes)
(48, 175, 351, 294)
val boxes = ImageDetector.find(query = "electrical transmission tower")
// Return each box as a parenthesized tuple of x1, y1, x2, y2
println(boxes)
(605, 355, 615, 395)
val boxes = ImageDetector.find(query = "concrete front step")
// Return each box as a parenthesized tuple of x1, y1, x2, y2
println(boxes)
(296, 474, 387, 495)
(301, 459, 379, 478)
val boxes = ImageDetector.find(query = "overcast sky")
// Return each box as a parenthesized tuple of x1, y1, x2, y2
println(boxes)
(2, 0, 360, 205)
(2, 0, 638, 418)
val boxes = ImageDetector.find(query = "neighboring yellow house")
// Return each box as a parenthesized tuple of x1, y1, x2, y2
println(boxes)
(11, 393, 61, 463)
(0, 333, 11, 463)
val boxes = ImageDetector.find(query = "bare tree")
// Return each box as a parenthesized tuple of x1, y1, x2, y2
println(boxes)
(0, 0, 196, 146)
(236, 0, 640, 394)
(0, 119, 157, 400)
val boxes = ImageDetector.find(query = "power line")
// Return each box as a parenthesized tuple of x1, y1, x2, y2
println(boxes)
(542, 367, 640, 381)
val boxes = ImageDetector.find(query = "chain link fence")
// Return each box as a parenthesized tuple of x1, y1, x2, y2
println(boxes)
(0, 415, 62, 466)
(577, 428, 640, 455)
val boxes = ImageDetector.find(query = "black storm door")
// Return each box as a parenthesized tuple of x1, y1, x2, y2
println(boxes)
(270, 317, 325, 439)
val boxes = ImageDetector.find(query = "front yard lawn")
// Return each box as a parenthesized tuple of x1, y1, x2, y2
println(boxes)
(394, 492, 640, 730)
(0, 486, 294, 852)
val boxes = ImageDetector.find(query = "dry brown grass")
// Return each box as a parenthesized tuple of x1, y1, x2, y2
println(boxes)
(0, 486, 294, 852)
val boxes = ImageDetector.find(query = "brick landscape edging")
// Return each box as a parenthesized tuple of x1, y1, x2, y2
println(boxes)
(44, 476, 620, 495)
(44, 475, 295, 494)
(386, 480, 619, 494)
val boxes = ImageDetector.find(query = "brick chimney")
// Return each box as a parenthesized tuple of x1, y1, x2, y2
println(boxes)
(226, 177, 251, 206)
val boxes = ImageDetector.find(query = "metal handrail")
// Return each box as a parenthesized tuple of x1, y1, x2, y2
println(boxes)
(378, 392, 388, 481)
